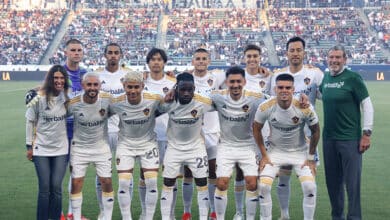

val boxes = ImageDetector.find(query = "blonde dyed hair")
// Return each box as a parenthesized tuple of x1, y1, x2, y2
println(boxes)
(121, 70, 143, 84)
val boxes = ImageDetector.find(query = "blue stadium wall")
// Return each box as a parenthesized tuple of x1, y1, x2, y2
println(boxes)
(1, 65, 389, 81)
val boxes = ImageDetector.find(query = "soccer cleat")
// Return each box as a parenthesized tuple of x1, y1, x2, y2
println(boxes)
(60, 213, 66, 220)
(181, 212, 192, 220)
(66, 213, 90, 220)
(209, 211, 217, 220)
(233, 212, 243, 220)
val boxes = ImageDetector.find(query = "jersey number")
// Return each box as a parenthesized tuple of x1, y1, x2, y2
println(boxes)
(145, 147, 159, 159)
(196, 156, 208, 168)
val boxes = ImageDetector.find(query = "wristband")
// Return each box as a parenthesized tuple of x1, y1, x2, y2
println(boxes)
(307, 154, 315, 161)
(26, 144, 32, 150)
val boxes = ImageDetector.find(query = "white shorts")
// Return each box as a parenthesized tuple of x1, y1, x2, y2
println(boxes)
(158, 140, 167, 164)
(108, 132, 118, 153)
(163, 143, 208, 179)
(70, 151, 112, 178)
(205, 132, 219, 160)
(216, 144, 258, 177)
(260, 149, 313, 178)
(116, 142, 160, 171)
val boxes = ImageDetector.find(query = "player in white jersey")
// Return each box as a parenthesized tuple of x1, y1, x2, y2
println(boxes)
(109, 70, 162, 220)
(253, 74, 320, 220)
(67, 72, 114, 220)
(95, 43, 128, 219)
(139, 48, 176, 219)
(211, 66, 266, 220)
(180, 48, 225, 220)
(269, 37, 324, 220)
(25, 65, 70, 220)
(160, 73, 212, 220)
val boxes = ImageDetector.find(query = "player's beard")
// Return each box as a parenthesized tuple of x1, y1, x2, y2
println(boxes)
(86, 89, 99, 99)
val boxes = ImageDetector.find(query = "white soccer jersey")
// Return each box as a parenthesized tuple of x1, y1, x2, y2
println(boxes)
(245, 71, 272, 95)
(194, 69, 225, 134)
(160, 94, 213, 150)
(109, 91, 162, 148)
(211, 89, 266, 148)
(144, 74, 176, 141)
(270, 65, 323, 105)
(97, 67, 128, 133)
(254, 98, 318, 153)
(25, 92, 68, 156)
(68, 92, 113, 154)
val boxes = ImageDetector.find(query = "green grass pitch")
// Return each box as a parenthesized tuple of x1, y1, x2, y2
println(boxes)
(0, 81, 389, 219)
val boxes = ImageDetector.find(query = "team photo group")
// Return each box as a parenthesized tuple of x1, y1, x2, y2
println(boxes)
(25, 36, 374, 220)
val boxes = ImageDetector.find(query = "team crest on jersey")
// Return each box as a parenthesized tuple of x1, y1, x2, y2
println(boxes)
(101, 80, 106, 84)
(163, 87, 169, 94)
(99, 109, 106, 116)
(191, 109, 198, 117)
(259, 80, 266, 88)
(207, 78, 214, 86)
(271, 118, 277, 122)
(143, 108, 150, 116)
(304, 77, 311, 85)
(292, 116, 299, 124)
(242, 104, 249, 112)
(122, 112, 127, 116)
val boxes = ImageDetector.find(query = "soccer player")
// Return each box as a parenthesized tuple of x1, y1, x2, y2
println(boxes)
(68, 72, 114, 220)
(95, 43, 128, 219)
(25, 65, 70, 220)
(320, 45, 374, 220)
(141, 48, 176, 219)
(253, 73, 320, 220)
(244, 44, 272, 94)
(110, 70, 161, 220)
(160, 73, 212, 220)
(181, 48, 225, 220)
(211, 66, 266, 220)
(270, 36, 323, 220)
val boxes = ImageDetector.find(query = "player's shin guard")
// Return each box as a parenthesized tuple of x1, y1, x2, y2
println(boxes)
(234, 180, 245, 215)
(96, 175, 103, 213)
(144, 171, 158, 220)
(208, 178, 217, 212)
(300, 176, 317, 220)
(277, 169, 292, 219)
(118, 173, 132, 219)
(182, 177, 194, 213)
(197, 185, 209, 220)
(214, 188, 227, 220)
(246, 190, 258, 220)
(138, 178, 146, 218)
(70, 192, 82, 220)
(102, 191, 114, 220)
(161, 185, 174, 220)
(259, 177, 274, 220)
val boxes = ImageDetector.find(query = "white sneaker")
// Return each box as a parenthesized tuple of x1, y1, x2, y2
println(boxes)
(233, 212, 244, 220)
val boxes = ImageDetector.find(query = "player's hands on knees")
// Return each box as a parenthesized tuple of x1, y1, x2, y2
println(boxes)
(359, 135, 371, 153)
(299, 93, 309, 109)
(259, 156, 272, 172)
(302, 160, 316, 176)
(26, 149, 33, 162)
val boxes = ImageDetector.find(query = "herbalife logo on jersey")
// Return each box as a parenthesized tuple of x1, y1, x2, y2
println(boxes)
(324, 81, 344, 89)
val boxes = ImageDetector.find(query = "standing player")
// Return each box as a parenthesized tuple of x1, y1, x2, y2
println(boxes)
(181, 48, 225, 220)
(95, 43, 128, 220)
(211, 66, 266, 220)
(68, 72, 115, 220)
(110, 70, 161, 220)
(253, 74, 320, 220)
(270, 36, 323, 220)
(140, 48, 177, 219)
(244, 44, 272, 94)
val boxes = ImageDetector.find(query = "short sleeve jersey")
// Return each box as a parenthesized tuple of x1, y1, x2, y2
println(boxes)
(244, 71, 272, 95)
(194, 69, 225, 134)
(68, 92, 113, 154)
(319, 69, 369, 140)
(254, 98, 319, 152)
(144, 74, 176, 141)
(211, 89, 266, 148)
(160, 94, 213, 150)
(271, 65, 323, 106)
(96, 67, 128, 133)
(110, 92, 162, 148)
(25, 92, 68, 156)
